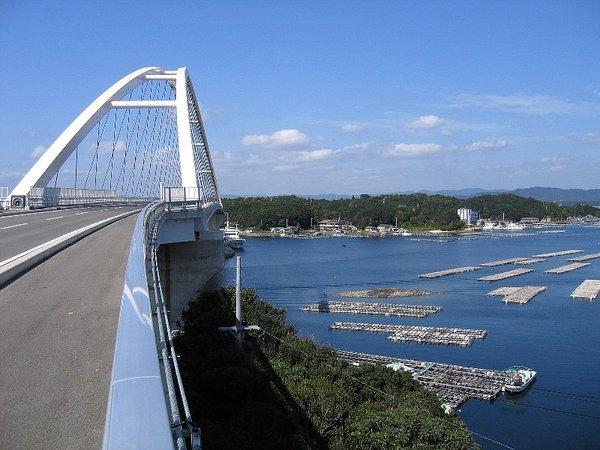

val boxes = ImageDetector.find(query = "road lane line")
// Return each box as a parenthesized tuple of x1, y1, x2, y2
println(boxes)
(74, 212, 89, 216)
(0, 223, 28, 230)
(46, 216, 65, 221)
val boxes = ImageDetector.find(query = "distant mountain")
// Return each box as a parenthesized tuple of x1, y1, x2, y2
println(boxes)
(510, 187, 600, 205)
(410, 187, 600, 205)
(224, 187, 600, 205)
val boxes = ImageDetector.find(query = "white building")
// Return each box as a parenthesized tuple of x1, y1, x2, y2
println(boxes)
(457, 208, 480, 225)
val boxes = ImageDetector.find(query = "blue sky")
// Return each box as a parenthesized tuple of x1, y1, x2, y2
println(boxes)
(1, 0, 599, 195)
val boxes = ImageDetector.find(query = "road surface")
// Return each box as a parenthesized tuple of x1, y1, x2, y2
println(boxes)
(0, 214, 137, 449)
(0, 205, 140, 263)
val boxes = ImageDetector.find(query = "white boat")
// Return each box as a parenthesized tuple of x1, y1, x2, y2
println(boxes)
(503, 366, 536, 393)
(223, 221, 245, 249)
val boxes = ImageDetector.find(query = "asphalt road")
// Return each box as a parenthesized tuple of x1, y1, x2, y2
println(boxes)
(0, 215, 137, 449)
(0, 205, 141, 262)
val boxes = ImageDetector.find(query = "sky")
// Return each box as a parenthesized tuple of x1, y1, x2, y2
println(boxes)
(1, 0, 599, 196)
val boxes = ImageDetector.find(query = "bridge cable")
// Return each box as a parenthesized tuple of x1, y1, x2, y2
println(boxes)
(133, 81, 161, 197)
(116, 83, 146, 196)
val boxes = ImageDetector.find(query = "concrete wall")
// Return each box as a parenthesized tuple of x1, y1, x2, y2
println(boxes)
(158, 230, 224, 327)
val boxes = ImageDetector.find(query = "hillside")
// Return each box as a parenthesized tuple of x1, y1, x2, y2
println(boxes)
(222, 193, 599, 231)
(176, 287, 475, 449)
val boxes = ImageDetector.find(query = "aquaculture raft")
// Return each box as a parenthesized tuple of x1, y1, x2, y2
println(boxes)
(336, 350, 507, 409)
(532, 249, 583, 258)
(338, 288, 432, 298)
(488, 286, 546, 304)
(330, 322, 486, 347)
(570, 280, 600, 300)
(515, 257, 547, 265)
(418, 266, 481, 279)
(481, 257, 528, 267)
(300, 301, 441, 318)
(478, 268, 533, 282)
(545, 262, 590, 274)
(569, 252, 600, 262)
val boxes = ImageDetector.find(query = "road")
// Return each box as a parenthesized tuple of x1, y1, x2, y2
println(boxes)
(0, 214, 137, 449)
(0, 205, 141, 263)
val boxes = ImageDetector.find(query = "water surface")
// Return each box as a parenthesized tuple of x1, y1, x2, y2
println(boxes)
(224, 226, 600, 449)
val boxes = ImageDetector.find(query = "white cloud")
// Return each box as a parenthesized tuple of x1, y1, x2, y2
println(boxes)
(296, 148, 333, 161)
(468, 139, 507, 151)
(31, 145, 47, 159)
(341, 123, 364, 133)
(385, 143, 442, 157)
(273, 164, 299, 172)
(451, 93, 600, 116)
(405, 115, 443, 129)
(241, 129, 310, 149)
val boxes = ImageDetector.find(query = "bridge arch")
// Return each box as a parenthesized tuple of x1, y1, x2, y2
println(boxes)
(10, 67, 220, 205)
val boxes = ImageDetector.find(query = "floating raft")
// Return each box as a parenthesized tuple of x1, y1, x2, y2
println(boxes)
(532, 249, 583, 258)
(337, 350, 507, 409)
(488, 286, 546, 304)
(300, 301, 441, 318)
(418, 266, 481, 279)
(338, 288, 432, 298)
(545, 262, 590, 274)
(330, 322, 486, 347)
(515, 257, 547, 265)
(481, 257, 528, 267)
(478, 268, 533, 282)
(571, 280, 600, 300)
(569, 252, 600, 262)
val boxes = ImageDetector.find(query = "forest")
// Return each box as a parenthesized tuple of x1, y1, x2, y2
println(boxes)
(222, 193, 599, 231)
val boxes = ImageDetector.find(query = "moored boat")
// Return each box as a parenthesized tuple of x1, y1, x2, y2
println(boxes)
(503, 366, 536, 393)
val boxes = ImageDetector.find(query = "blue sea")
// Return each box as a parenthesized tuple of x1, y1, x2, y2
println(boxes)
(224, 226, 600, 449)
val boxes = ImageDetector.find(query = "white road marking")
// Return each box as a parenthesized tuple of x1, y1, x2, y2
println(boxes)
(74, 211, 89, 216)
(0, 222, 28, 230)
(46, 216, 65, 221)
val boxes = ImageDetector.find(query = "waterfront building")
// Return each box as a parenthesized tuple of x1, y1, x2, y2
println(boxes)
(457, 208, 481, 225)
(318, 219, 352, 232)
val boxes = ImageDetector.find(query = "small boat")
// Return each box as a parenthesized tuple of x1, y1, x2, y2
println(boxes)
(223, 220, 245, 249)
(503, 366, 536, 393)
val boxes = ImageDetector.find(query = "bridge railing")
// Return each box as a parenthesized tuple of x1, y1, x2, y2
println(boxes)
(104, 199, 203, 450)
(103, 202, 176, 450)
(27, 187, 152, 208)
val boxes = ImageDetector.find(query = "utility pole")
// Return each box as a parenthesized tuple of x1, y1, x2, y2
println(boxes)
(219, 256, 260, 346)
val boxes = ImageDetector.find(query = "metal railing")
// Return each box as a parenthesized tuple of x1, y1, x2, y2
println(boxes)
(104, 200, 201, 450)
(27, 187, 153, 207)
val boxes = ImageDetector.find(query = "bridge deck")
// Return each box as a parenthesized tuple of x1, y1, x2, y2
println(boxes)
(0, 205, 140, 263)
(0, 215, 136, 449)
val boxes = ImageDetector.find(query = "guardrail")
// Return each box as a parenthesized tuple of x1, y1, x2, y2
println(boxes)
(103, 200, 202, 450)
(26, 187, 153, 207)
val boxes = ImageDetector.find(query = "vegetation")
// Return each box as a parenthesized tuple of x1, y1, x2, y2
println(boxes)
(222, 193, 600, 231)
(177, 287, 475, 449)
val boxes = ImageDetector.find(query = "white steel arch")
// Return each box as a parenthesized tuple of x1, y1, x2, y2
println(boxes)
(10, 66, 219, 204)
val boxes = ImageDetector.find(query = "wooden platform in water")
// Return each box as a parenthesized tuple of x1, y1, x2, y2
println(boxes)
(533, 249, 583, 258)
(418, 266, 481, 279)
(481, 257, 528, 267)
(570, 280, 600, 300)
(300, 301, 441, 318)
(330, 322, 486, 347)
(569, 252, 600, 262)
(545, 262, 590, 274)
(478, 268, 533, 282)
(488, 286, 546, 304)
(336, 350, 507, 408)
(515, 257, 547, 265)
